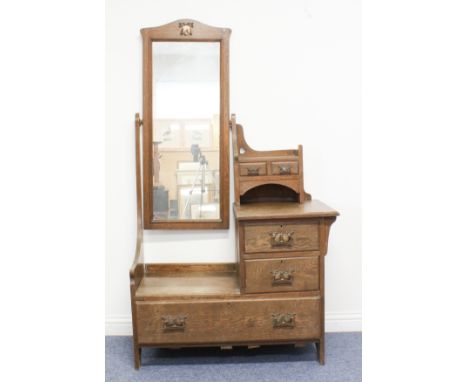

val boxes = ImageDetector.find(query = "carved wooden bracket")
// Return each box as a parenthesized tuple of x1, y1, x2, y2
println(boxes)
(320, 217, 337, 255)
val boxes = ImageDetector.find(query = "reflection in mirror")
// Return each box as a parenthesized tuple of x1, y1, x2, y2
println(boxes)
(152, 42, 220, 221)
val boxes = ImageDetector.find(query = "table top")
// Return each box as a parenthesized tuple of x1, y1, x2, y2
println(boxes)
(233, 199, 339, 221)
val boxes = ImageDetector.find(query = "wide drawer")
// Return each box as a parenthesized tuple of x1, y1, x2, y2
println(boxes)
(244, 257, 319, 293)
(136, 297, 320, 345)
(243, 221, 319, 253)
(239, 162, 267, 176)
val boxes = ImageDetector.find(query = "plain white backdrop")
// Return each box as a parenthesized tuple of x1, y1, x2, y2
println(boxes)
(1, 0, 468, 381)
(106, 0, 361, 334)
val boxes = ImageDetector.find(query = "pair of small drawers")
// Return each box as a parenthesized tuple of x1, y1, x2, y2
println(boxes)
(241, 219, 320, 294)
(239, 161, 299, 177)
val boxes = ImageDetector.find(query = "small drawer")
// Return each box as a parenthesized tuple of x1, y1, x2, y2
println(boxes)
(136, 297, 320, 345)
(239, 162, 267, 176)
(271, 161, 298, 175)
(244, 257, 319, 293)
(243, 221, 319, 253)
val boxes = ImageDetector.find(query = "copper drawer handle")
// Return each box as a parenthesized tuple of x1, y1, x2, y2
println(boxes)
(272, 313, 296, 328)
(162, 315, 187, 331)
(247, 167, 260, 176)
(271, 269, 294, 285)
(270, 230, 294, 247)
(279, 165, 291, 175)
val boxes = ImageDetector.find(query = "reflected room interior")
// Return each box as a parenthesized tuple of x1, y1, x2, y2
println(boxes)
(152, 42, 220, 221)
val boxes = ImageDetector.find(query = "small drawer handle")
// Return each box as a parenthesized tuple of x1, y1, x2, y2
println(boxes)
(247, 167, 260, 176)
(270, 230, 294, 247)
(162, 315, 187, 331)
(272, 313, 296, 328)
(279, 165, 291, 175)
(271, 269, 294, 285)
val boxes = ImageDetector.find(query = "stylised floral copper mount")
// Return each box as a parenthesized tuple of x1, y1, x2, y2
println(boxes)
(179, 22, 193, 36)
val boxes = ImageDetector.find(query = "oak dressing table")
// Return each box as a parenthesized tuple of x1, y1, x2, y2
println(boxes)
(129, 19, 338, 369)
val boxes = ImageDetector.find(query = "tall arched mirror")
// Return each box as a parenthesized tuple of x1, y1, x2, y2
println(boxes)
(140, 20, 231, 229)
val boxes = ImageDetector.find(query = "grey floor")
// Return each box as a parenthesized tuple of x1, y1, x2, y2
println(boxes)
(106, 333, 361, 382)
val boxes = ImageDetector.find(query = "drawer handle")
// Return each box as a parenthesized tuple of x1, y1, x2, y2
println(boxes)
(278, 165, 291, 175)
(271, 269, 294, 285)
(162, 315, 187, 331)
(272, 313, 296, 328)
(270, 231, 294, 247)
(246, 167, 260, 176)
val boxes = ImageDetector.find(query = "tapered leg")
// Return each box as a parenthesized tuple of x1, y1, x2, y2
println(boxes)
(318, 252, 326, 365)
(317, 339, 325, 365)
(133, 346, 141, 369)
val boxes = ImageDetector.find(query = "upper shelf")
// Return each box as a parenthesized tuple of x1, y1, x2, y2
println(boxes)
(230, 114, 311, 204)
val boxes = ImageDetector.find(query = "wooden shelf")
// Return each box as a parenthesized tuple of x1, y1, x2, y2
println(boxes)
(233, 199, 339, 221)
(135, 264, 240, 300)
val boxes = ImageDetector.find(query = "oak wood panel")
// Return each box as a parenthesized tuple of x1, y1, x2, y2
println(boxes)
(130, 114, 145, 288)
(136, 271, 240, 299)
(234, 200, 339, 221)
(242, 250, 321, 260)
(238, 155, 299, 163)
(145, 263, 236, 274)
(130, 113, 144, 369)
(243, 221, 319, 253)
(244, 257, 319, 293)
(319, 217, 337, 256)
(230, 114, 241, 202)
(136, 297, 320, 345)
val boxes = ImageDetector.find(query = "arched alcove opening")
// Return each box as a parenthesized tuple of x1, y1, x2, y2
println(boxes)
(240, 183, 299, 204)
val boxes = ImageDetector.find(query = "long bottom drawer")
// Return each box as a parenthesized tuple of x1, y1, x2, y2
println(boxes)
(136, 296, 320, 345)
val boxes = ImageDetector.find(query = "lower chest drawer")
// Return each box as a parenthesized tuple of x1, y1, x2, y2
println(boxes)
(136, 297, 320, 345)
(244, 256, 319, 293)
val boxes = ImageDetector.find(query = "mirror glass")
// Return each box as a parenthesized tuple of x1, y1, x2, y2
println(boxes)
(152, 42, 220, 221)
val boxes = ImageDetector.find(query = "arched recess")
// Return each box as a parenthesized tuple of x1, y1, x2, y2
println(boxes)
(240, 183, 300, 204)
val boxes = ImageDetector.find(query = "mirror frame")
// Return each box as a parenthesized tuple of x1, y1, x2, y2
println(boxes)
(141, 19, 231, 229)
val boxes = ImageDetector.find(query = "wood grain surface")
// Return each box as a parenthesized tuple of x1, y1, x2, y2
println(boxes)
(136, 296, 320, 345)
(243, 221, 319, 253)
(234, 199, 339, 221)
(244, 256, 319, 293)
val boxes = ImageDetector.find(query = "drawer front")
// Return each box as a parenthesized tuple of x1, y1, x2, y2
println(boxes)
(239, 162, 267, 176)
(271, 161, 299, 175)
(136, 297, 320, 345)
(243, 221, 319, 253)
(244, 257, 319, 293)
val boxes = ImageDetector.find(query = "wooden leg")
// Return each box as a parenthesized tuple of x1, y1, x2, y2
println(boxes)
(318, 253, 326, 365)
(134, 346, 141, 369)
(317, 339, 325, 365)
